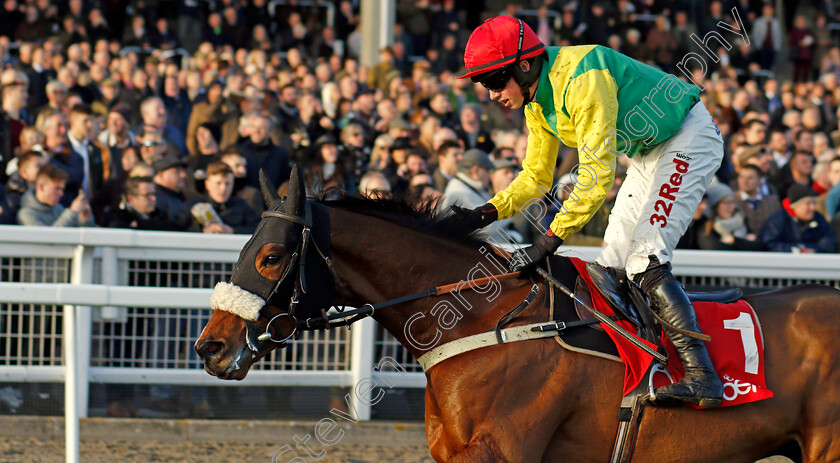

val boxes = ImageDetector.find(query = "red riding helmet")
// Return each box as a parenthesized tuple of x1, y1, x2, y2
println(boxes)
(459, 16, 545, 79)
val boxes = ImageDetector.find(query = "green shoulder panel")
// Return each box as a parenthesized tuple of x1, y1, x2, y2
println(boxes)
(548, 45, 701, 157)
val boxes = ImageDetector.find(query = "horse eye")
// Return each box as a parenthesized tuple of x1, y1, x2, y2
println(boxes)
(263, 255, 281, 266)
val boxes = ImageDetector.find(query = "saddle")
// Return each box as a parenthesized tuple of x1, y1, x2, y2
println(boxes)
(543, 256, 742, 362)
(583, 262, 742, 343)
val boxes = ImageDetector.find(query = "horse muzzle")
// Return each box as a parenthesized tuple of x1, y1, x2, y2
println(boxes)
(195, 338, 254, 380)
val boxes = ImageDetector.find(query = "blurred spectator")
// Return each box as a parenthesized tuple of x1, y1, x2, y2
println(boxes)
(152, 157, 188, 222)
(122, 15, 149, 48)
(97, 105, 135, 179)
(221, 7, 249, 50)
(417, 116, 441, 155)
(219, 148, 262, 213)
(86, 9, 111, 44)
(136, 126, 167, 165)
(358, 170, 391, 199)
(456, 103, 494, 153)
(236, 112, 292, 190)
(66, 104, 104, 201)
(381, 136, 411, 193)
(276, 84, 300, 136)
(678, 198, 709, 250)
(758, 7, 790, 68)
(761, 184, 836, 253)
(40, 80, 68, 120)
(1, 71, 29, 183)
(139, 96, 186, 158)
(179, 161, 259, 234)
(91, 148, 145, 225)
(185, 79, 224, 156)
(34, 110, 76, 206)
(646, 15, 677, 72)
(813, 155, 834, 199)
(398, 0, 431, 57)
(91, 78, 120, 118)
(438, 148, 511, 239)
(5, 150, 45, 217)
(428, 93, 457, 129)
(789, 15, 816, 83)
(489, 158, 518, 197)
(369, 134, 394, 172)
(776, 151, 815, 200)
(768, 128, 790, 169)
(734, 164, 782, 235)
(367, 47, 396, 93)
(338, 121, 369, 179)
(623, 29, 651, 63)
(558, 10, 584, 47)
(432, 140, 463, 193)
(823, 157, 840, 221)
(161, 75, 192, 139)
(698, 183, 764, 251)
(0, 0, 24, 36)
(742, 120, 768, 147)
(278, 12, 309, 52)
(306, 135, 353, 199)
(17, 163, 93, 226)
(104, 176, 181, 231)
(184, 122, 221, 197)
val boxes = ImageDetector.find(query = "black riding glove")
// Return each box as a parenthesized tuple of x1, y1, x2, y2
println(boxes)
(509, 231, 564, 272)
(450, 203, 498, 232)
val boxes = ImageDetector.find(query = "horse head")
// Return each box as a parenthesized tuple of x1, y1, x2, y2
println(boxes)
(195, 165, 336, 379)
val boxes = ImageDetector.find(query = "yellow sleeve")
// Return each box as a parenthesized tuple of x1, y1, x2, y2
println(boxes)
(548, 69, 617, 240)
(488, 104, 561, 221)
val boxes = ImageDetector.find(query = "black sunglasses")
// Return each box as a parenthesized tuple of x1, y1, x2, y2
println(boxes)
(475, 66, 513, 92)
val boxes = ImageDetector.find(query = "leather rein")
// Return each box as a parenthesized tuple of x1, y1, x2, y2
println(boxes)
(255, 202, 539, 347)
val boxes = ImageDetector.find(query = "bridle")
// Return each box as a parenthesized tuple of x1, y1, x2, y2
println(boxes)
(244, 198, 539, 354)
(250, 200, 342, 347)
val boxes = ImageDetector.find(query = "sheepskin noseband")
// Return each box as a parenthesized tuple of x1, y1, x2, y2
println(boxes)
(209, 281, 266, 321)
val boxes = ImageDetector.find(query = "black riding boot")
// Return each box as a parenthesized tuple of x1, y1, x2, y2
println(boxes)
(636, 264, 723, 408)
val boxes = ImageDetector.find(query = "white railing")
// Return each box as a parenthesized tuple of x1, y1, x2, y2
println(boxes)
(1, 226, 840, 463)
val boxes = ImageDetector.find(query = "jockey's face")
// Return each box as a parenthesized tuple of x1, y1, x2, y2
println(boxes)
(487, 60, 536, 110)
(489, 74, 525, 109)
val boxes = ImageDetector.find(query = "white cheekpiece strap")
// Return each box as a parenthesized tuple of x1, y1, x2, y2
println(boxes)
(210, 282, 265, 321)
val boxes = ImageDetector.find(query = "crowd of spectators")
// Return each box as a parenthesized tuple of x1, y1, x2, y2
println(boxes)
(0, 0, 839, 255)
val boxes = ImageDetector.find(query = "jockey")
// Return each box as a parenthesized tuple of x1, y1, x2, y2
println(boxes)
(453, 16, 724, 407)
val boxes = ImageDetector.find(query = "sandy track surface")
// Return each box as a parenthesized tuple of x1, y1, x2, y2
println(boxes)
(0, 438, 436, 462)
(0, 417, 794, 462)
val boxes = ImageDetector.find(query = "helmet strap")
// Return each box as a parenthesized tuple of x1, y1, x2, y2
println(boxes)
(511, 19, 542, 105)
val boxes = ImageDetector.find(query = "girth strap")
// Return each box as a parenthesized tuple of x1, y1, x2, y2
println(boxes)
(416, 316, 614, 371)
(418, 321, 563, 371)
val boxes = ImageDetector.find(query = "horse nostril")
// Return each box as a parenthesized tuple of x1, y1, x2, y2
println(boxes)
(197, 340, 227, 359)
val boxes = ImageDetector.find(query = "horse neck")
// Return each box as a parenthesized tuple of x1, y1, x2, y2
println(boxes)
(327, 207, 528, 359)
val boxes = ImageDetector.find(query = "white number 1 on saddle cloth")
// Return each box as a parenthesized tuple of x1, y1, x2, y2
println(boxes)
(658, 300, 774, 408)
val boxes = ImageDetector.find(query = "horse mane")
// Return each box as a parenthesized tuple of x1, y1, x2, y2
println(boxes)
(316, 192, 485, 247)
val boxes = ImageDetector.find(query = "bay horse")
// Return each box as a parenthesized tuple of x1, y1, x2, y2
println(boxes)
(195, 166, 840, 462)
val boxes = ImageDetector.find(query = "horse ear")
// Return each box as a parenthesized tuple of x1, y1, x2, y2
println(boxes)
(259, 169, 279, 208)
(285, 164, 306, 215)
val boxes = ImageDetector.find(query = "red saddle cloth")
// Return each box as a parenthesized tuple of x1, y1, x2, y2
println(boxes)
(569, 257, 773, 407)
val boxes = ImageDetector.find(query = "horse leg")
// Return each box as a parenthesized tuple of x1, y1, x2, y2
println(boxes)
(787, 287, 840, 463)
(800, 379, 840, 462)
(447, 436, 508, 463)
